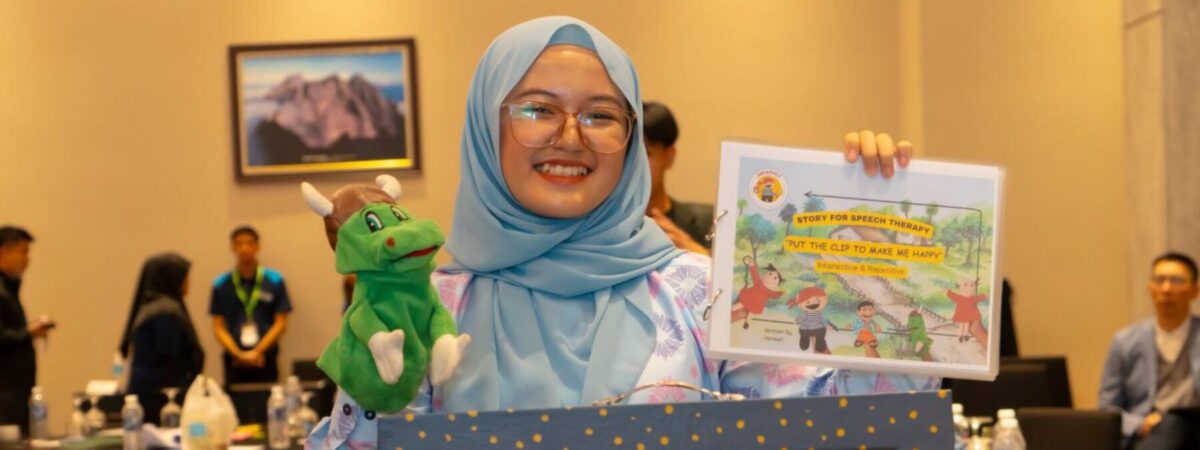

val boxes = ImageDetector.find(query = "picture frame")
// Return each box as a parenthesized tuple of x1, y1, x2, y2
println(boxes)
(229, 38, 421, 178)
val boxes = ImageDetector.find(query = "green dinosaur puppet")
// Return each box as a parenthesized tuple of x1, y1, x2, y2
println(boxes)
(301, 175, 470, 413)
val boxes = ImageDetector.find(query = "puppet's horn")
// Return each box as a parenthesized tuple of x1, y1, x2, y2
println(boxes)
(301, 182, 334, 217)
(376, 174, 402, 200)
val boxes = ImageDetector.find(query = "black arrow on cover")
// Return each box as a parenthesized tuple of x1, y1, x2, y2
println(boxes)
(802, 191, 987, 288)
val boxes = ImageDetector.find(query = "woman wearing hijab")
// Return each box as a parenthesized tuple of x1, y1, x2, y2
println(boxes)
(118, 252, 204, 424)
(315, 17, 926, 430)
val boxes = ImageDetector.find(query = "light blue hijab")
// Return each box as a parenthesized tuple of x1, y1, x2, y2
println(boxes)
(441, 16, 683, 411)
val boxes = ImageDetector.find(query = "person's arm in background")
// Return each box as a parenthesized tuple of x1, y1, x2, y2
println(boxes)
(244, 275, 292, 367)
(1098, 336, 1147, 438)
(648, 208, 710, 256)
(211, 316, 244, 361)
(244, 314, 287, 368)
(0, 296, 50, 349)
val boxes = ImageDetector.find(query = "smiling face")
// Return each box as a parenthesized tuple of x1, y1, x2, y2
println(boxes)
(857, 304, 876, 320)
(802, 295, 828, 312)
(334, 203, 445, 275)
(499, 45, 630, 219)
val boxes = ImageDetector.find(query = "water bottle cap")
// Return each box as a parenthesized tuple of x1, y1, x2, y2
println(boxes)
(952, 403, 963, 414)
(31, 386, 42, 395)
(125, 394, 138, 404)
(997, 408, 1015, 419)
(271, 385, 284, 396)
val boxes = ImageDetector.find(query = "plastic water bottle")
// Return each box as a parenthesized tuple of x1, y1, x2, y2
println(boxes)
(28, 386, 49, 440)
(993, 409, 1026, 450)
(295, 392, 319, 438)
(160, 388, 181, 429)
(952, 403, 969, 450)
(267, 385, 289, 449)
(86, 395, 106, 434)
(67, 395, 89, 439)
(122, 394, 144, 450)
(284, 376, 302, 437)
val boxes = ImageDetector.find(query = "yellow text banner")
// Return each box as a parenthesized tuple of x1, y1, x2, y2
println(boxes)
(792, 211, 934, 238)
(784, 236, 945, 263)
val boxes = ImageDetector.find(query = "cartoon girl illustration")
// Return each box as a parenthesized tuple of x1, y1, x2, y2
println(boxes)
(731, 255, 784, 329)
(947, 279, 988, 343)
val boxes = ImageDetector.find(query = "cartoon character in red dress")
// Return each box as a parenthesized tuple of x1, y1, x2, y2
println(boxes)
(947, 279, 987, 343)
(731, 255, 784, 329)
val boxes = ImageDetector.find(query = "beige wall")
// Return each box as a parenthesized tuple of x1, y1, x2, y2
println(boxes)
(0, 0, 908, 430)
(916, 0, 1127, 408)
(0, 0, 1131, 429)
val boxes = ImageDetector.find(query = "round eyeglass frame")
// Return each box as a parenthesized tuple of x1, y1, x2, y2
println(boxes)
(501, 101, 637, 154)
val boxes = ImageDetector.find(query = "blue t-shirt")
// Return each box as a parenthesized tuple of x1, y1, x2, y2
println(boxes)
(209, 267, 292, 351)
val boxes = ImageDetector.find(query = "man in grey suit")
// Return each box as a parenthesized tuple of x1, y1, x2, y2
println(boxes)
(1100, 252, 1200, 449)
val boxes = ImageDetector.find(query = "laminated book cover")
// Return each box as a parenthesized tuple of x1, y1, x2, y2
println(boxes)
(708, 141, 1004, 380)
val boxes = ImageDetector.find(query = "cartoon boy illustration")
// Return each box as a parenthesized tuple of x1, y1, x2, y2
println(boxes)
(851, 301, 881, 348)
(788, 286, 836, 354)
(731, 255, 784, 329)
(947, 279, 987, 343)
(906, 310, 933, 359)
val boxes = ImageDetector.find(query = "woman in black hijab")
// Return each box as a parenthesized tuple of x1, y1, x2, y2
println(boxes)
(118, 252, 204, 424)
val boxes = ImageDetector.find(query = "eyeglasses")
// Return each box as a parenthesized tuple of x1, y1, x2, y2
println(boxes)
(501, 101, 636, 154)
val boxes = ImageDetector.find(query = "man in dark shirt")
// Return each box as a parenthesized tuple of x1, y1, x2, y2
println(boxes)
(0, 226, 54, 436)
(209, 226, 292, 385)
(643, 101, 714, 255)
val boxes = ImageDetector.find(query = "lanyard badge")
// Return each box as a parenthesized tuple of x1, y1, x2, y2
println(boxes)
(233, 267, 264, 347)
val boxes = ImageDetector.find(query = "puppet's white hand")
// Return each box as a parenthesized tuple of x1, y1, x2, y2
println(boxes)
(367, 330, 406, 384)
(429, 334, 471, 386)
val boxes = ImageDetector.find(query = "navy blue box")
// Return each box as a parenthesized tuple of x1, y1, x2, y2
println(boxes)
(379, 390, 953, 449)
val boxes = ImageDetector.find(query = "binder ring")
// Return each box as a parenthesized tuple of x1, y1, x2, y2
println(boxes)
(701, 288, 722, 322)
(704, 209, 728, 243)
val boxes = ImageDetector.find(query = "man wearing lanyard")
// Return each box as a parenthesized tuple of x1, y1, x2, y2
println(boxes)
(210, 226, 292, 384)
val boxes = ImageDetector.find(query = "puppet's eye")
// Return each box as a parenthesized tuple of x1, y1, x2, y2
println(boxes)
(364, 411, 377, 421)
(365, 212, 384, 232)
(391, 206, 408, 221)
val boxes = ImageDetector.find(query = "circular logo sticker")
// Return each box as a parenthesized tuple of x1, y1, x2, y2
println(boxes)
(749, 169, 787, 209)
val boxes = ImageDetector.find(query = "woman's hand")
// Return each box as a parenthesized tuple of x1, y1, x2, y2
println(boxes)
(843, 130, 913, 178)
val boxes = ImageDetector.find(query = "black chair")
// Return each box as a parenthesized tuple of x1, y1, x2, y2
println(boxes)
(293, 359, 336, 419)
(292, 360, 325, 382)
(1017, 407, 1121, 450)
(943, 356, 1072, 417)
(1005, 356, 1072, 408)
(226, 382, 272, 425)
